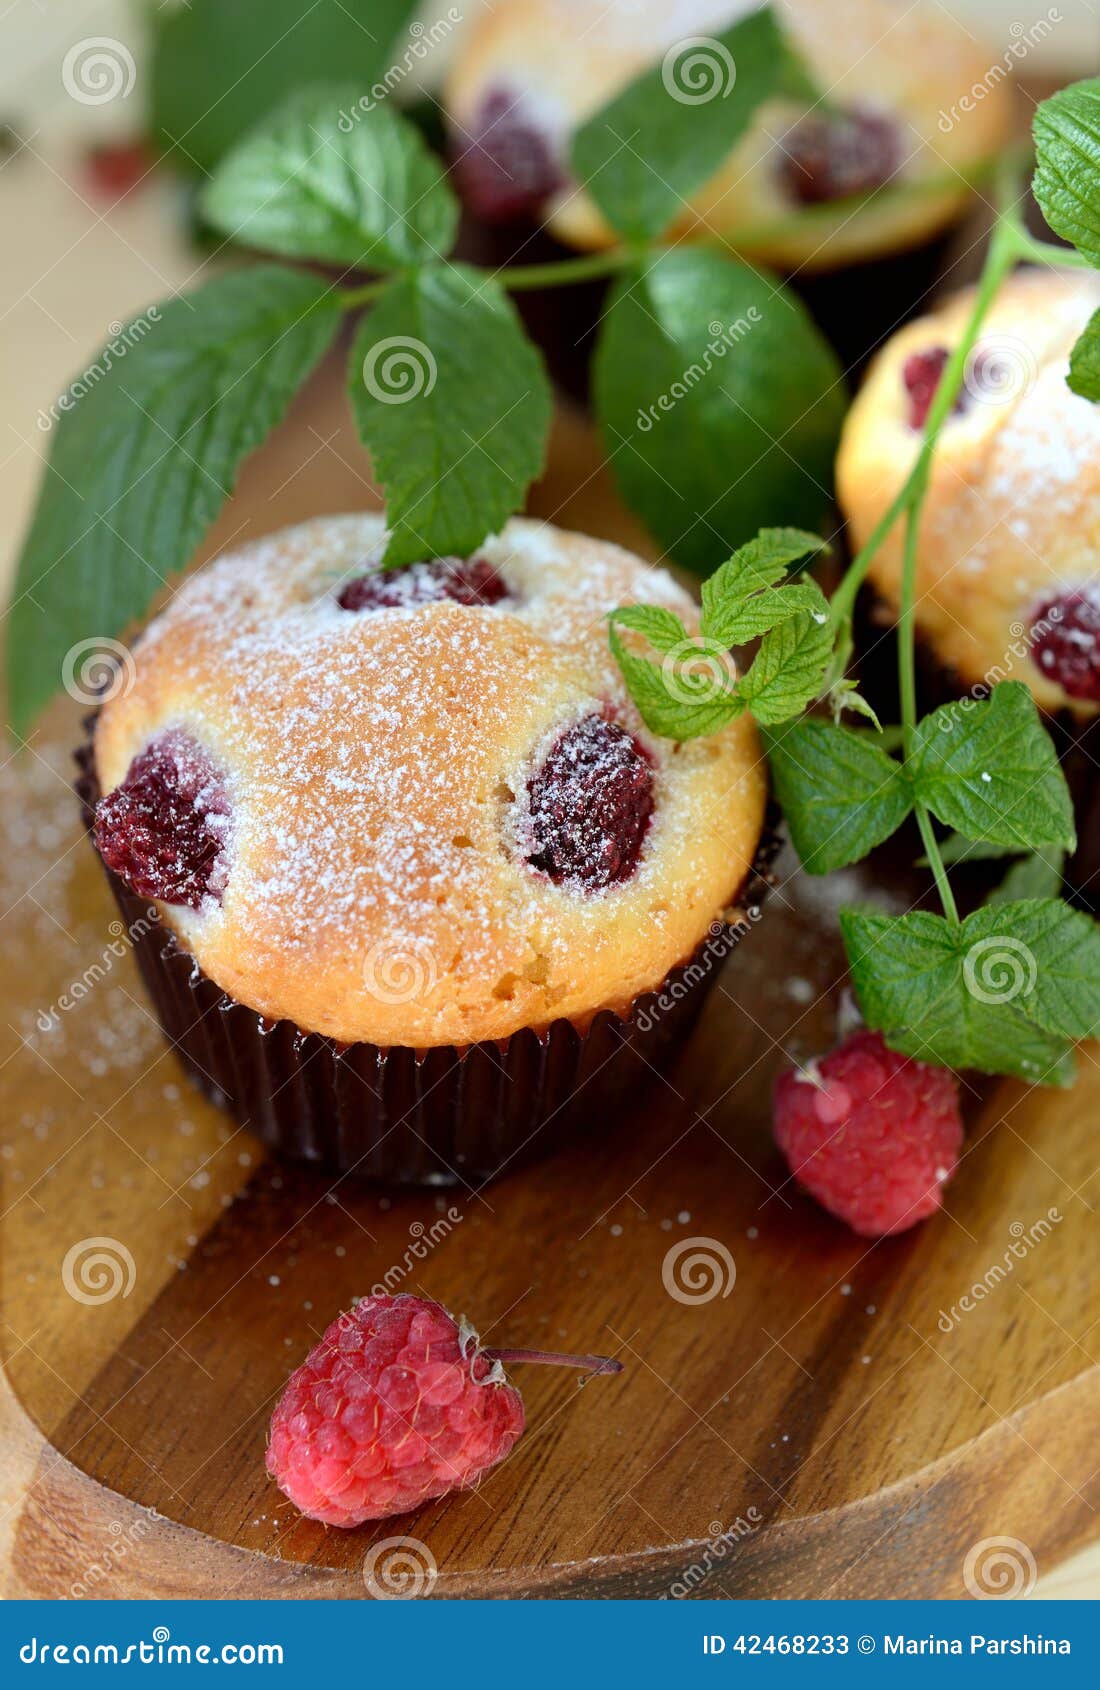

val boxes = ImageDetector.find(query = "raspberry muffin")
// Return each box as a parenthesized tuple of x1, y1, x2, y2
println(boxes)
(445, 0, 1011, 272)
(82, 515, 770, 1184)
(836, 269, 1100, 718)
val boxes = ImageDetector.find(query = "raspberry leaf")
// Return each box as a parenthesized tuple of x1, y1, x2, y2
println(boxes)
(765, 719, 912, 874)
(151, 0, 418, 175)
(986, 849, 1066, 905)
(6, 267, 342, 737)
(201, 87, 458, 268)
(1067, 308, 1100, 402)
(594, 251, 845, 575)
(571, 5, 817, 243)
(607, 610, 742, 741)
(735, 592, 835, 725)
(701, 527, 829, 647)
(908, 683, 1076, 852)
(838, 905, 1092, 1085)
(347, 265, 552, 568)
(1032, 78, 1100, 269)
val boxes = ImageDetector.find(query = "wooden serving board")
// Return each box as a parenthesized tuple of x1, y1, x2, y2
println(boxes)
(3, 366, 1100, 1600)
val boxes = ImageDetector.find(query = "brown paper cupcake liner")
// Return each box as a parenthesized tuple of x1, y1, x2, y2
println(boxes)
(76, 721, 780, 1185)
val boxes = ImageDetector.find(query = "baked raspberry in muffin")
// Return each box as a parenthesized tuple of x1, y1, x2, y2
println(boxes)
(444, 0, 1011, 272)
(836, 270, 1100, 718)
(86, 515, 769, 1182)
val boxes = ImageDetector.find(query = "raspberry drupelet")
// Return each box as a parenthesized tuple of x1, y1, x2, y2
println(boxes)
(779, 107, 901, 206)
(451, 87, 564, 223)
(93, 729, 229, 909)
(337, 555, 511, 612)
(525, 713, 654, 892)
(1029, 586, 1100, 704)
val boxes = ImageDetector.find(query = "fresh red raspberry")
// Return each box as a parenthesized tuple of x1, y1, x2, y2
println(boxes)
(337, 555, 510, 612)
(525, 713, 654, 893)
(266, 1293, 621, 1527)
(773, 1031, 963, 1237)
(94, 730, 230, 909)
(1029, 584, 1100, 703)
(451, 87, 564, 223)
(779, 106, 900, 205)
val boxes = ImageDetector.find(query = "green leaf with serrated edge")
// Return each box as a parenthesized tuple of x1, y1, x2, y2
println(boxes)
(829, 680, 882, 731)
(701, 527, 828, 648)
(737, 593, 834, 725)
(608, 603, 692, 655)
(571, 5, 817, 243)
(608, 616, 742, 741)
(1068, 309, 1100, 402)
(151, 0, 417, 175)
(765, 720, 912, 875)
(909, 682, 1075, 852)
(347, 265, 552, 567)
(593, 251, 846, 576)
(962, 899, 1100, 1042)
(840, 907, 1076, 1085)
(201, 86, 458, 269)
(1032, 79, 1100, 269)
(986, 850, 1066, 906)
(6, 267, 342, 738)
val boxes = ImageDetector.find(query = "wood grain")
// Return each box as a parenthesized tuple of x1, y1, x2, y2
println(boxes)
(3, 366, 1099, 1600)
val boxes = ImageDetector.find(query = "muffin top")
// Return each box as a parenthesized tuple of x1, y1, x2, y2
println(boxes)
(837, 269, 1100, 716)
(94, 515, 767, 1048)
(445, 0, 1012, 269)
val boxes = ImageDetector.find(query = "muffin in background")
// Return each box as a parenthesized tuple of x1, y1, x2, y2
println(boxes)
(837, 269, 1100, 718)
(444, 0, 1013, 272)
